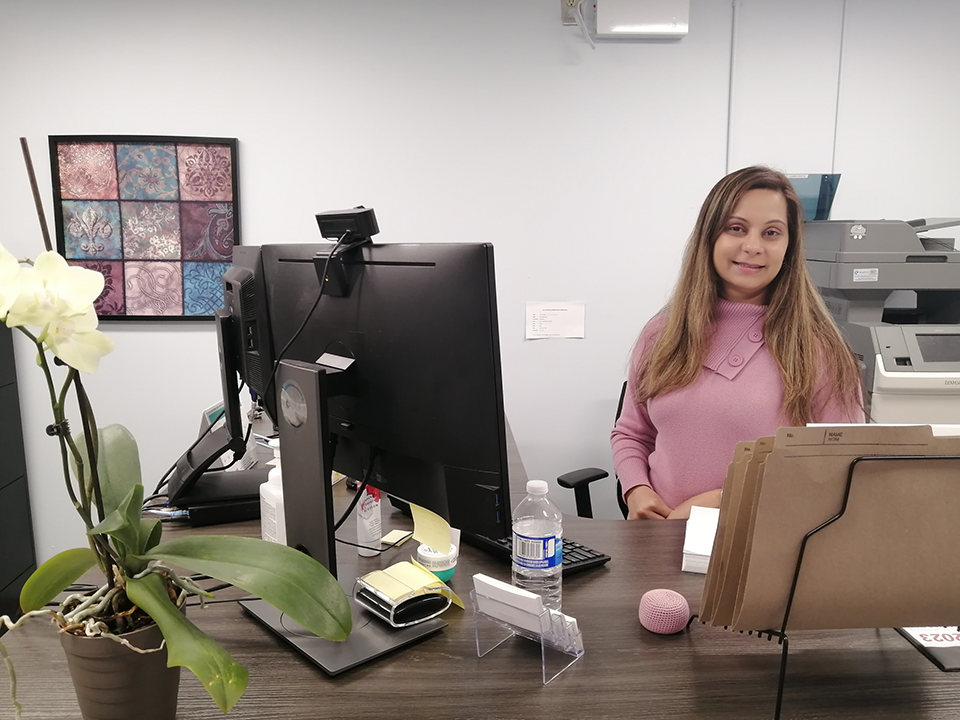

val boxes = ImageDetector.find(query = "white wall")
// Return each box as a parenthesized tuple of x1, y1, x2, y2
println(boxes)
(2, 0, 959, 560)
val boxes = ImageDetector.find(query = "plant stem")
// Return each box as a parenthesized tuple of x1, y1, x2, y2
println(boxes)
(56, 369, 90, 518)
(71, 375, 123, 583)
(74, 374, 106, 523)
(18, 328, 120, 578)
(23, 331, 84, 514)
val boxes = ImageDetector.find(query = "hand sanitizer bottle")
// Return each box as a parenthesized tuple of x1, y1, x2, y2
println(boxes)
(356, 485, 381, 557)
(260, 439, 286, 545)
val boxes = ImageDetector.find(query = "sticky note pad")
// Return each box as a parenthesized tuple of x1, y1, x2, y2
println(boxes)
(410, 503, 452, 555)
(381, 529, 414, 547)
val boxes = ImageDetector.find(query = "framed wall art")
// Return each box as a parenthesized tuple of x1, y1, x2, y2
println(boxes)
(49, 135, 240, 320)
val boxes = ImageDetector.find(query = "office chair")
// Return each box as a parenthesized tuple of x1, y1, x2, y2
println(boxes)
(556, 381, 629, 519)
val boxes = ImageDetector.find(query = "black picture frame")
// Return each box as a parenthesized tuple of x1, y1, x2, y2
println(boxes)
(49, 135, 241, 321)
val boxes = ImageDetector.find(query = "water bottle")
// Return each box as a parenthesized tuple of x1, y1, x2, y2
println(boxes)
(511, 479, 563, 610)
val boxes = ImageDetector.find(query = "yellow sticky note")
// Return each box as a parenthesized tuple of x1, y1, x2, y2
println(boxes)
(411, 559, 465, 609)
(387, 560, 440, 590)
(361, 562, 439, 602)
(410, 503, 452, 554)
(360, 570, 415, 603)
(381, 529, 414, 547)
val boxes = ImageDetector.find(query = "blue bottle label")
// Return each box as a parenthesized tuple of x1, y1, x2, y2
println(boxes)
(512, 532, 563, 569)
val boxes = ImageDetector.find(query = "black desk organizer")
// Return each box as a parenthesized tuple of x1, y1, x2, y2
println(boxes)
(691, 453, 960, 720)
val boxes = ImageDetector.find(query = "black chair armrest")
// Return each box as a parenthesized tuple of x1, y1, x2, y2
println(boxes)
(557, 467, 609, 518)
(557, 467, 609, 489)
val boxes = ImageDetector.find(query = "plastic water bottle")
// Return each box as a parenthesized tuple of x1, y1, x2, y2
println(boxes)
(511, 479, 563, 610)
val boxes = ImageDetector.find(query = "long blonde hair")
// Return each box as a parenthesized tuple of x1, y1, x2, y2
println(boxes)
(635, 166, 862, 425)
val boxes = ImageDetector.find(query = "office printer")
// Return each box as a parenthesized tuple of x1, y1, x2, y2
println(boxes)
(805, 218, 960, 423)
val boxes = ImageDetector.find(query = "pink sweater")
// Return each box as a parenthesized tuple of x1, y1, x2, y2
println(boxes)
(610, 300, 864, 510)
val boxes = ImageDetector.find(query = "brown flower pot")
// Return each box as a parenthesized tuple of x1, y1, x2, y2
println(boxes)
(59, 622, 180, 720)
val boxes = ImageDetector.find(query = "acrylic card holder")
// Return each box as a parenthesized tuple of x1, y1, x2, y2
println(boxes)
(354, 561, 453, 628)
(470, 584, 584, 685)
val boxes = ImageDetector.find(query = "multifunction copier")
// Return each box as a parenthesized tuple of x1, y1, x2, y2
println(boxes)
(805, 218, 960, 423)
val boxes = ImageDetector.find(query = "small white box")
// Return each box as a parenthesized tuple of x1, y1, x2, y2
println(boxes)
(595, 0, 689, 39)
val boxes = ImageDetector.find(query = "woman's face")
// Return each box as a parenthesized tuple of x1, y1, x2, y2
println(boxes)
(712, 188, 789, 305)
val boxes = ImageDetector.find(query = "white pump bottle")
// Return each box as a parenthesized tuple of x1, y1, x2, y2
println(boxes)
(260, 439, 286, 545)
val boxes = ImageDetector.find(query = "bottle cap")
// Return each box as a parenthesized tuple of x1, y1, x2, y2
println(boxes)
(526, 480, 548, 495)
(269, 438, 281, 468)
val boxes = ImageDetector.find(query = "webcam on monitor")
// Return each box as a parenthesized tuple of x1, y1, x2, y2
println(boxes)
(315, 206, 379, 244)
(314, 206, 379, 297)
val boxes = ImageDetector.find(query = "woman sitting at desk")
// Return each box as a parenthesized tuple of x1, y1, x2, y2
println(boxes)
(611, 166, 865, 520)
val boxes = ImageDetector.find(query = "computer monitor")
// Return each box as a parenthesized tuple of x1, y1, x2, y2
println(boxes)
(222, 247, 279, 425)
(163, 308, 269, 522)
(259, 240, 511, 547)
(234, 238, 512, 674)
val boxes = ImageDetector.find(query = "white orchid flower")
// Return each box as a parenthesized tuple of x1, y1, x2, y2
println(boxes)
(0, 243, 21, 319)
(5, 250, 104, 329)
(39, 305, 114, 374)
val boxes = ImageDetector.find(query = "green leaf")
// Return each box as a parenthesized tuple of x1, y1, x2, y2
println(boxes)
(126, 572, 247, 713)
(141, 536, 351, 641)
(71, 424, 141, 517)
(20, 548, 98, 612)
(89, 483, 140, 543)
(88, 484, 149, 573)
(140, 518, 163, 553)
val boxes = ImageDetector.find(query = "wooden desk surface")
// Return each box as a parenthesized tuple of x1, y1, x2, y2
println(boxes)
(4, 495, 958, 720)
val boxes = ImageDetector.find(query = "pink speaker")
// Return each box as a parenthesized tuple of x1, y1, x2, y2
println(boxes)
(638, 589, 690, 635)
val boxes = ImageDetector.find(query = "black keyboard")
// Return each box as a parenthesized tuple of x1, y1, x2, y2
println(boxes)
(464, 533, 611, 576)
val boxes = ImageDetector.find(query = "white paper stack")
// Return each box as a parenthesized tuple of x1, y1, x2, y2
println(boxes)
(682, 505, 720, 574)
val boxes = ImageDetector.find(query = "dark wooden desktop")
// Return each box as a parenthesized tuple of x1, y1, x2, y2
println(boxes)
(5, 446, 959, 718)
(6, 514, 959, 718)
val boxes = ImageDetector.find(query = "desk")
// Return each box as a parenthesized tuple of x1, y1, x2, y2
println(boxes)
(4, 501, 958, 720)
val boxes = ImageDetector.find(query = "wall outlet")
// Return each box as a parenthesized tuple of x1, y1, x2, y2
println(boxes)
(561, 0, 578, 26)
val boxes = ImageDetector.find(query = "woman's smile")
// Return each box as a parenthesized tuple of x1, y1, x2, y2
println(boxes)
(712, 189, 788, 304)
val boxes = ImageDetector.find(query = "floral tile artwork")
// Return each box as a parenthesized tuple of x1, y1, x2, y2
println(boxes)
(73, 260, 126, 316)
(56, 142, 119, 200)
(116, 143, 179, 201)
(125, 261, 184, 316)
(178, 145, 233, 202)
(121, 202, 182, 260)
(184, 262, 232, 316)
(51, 136, 240, 320)
(61, 201, 123, 260)
(180, 203, 234, 261)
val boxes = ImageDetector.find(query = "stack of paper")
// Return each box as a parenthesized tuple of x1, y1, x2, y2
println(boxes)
(681, 506, 720, 573)
(699, 425, 960, 632)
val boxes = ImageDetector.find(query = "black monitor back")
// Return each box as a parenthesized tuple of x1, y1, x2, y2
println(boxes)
(260, 242, 510, 540)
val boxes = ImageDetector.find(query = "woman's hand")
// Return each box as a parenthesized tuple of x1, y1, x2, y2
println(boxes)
(666, 489, 722, 520)
(625, 485, 673, 519)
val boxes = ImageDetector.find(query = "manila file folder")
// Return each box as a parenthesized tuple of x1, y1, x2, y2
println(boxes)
(699, 440, 752, 624)
(709, 425, 960, 632)
(701, 439, 775, 626)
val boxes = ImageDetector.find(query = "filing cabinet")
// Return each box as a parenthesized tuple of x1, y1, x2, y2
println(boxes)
(0, 325, 35, 626)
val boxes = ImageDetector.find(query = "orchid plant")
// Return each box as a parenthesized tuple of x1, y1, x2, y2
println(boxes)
(0, 242, 352, 716)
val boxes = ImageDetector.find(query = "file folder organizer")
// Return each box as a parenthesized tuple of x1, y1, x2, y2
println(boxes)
(696, 451, 960, 720)
(470, 589, 584, 685)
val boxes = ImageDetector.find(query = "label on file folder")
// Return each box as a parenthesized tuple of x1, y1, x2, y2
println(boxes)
(900, 627, 960, 647)
(513, 532, 563, 569)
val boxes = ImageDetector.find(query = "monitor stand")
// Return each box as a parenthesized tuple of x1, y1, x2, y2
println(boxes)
(239, 592, 446, 675)
(248, 359, 446, 674)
